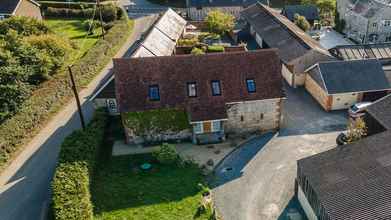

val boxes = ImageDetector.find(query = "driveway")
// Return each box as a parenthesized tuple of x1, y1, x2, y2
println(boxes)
(212, 85, 348, 220)
(0, 16, 156, 220)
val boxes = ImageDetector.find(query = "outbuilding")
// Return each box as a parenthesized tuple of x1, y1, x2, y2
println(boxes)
(305, 59, 391, 111)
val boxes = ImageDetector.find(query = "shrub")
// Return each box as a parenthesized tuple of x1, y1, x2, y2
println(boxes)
(204, 10, 234, 35)
(0, 16, 50, 36)
(100, 4, 117, 23)
(294, 13, 310, 32)
(51, 110, 107, 220)
(45, 4, 119, 22)
(178, 37, 199, 46)
(152, 143, 178, 164)
(191, 47, 205, 55)
(0, 17, 133, 171)
(207, 45, 225, 53)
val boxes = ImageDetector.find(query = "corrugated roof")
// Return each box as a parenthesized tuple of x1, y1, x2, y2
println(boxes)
(154, 8, 186, 41)
(115, 50, 284, 122)
(314, 59, 391, 94)
(141, 28, 177, 56)
(329, 43, 391, 62)
(298, 131, 391, 220)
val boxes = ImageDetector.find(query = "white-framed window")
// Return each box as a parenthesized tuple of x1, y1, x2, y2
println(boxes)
(187, 82, 197, 97)
(384, 20, 391, 27)
(106, 99, 117, 113)
(212, 121, 221, 132)
(386, 34, 391, 42)
(373, 22, 377, 28)
(193, 122, 203, 134)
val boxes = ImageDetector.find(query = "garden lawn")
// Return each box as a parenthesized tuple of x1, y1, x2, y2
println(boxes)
(92, 154, 210, 220)
(45, 18, 101, 62)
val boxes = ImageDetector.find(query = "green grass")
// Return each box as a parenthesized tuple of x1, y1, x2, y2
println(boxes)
(45, 18, 102, 62)
(92, 154, 212, 220)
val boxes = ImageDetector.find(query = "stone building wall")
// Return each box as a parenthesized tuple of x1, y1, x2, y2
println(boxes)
(15, 0, 42, 20)
(224, 98, 282, 135)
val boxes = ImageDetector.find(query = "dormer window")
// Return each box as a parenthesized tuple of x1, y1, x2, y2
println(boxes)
(211, 80, 221, 96)
(187, 82, 197, 97)
(246, 79, 256, 93)
(149, 85, 160, 101)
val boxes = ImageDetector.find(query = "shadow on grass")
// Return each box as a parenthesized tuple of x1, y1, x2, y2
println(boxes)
(91, 117, 205, 218)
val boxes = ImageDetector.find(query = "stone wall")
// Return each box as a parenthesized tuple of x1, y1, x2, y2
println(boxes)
(224, 98, 282, 135)
(124, 127, 192, 145)
(15, 0, 42, 20)
(305, 74, 331, 111)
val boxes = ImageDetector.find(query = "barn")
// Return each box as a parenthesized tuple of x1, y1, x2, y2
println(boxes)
(305, 59, 391, 111)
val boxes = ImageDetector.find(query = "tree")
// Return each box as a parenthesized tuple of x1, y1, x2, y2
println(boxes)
(205, 10, 234, 35)
(346, 117, 367, 144)
(301, 0, 336, 25)
(294, 14, 311, 32)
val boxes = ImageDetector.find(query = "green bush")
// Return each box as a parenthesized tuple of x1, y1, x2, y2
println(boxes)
(0, 16, 133, 171)
(39, 1, 96, 10)
(177, 37, 199, 46)
(152, 143, 178, 165)
(51, 110, 107, 220)
(191, 47, 205, 55)
(0, 16, 50, 36)
(204, 10, 234, 35)
(207, 45, 225, 53)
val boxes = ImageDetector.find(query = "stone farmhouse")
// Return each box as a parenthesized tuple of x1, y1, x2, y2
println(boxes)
(305, 59, 391, 111)
(91, 8, 187, 113)
(337, 0, 391, 43)
(241, 3, 334, 88)
(114, 50, 284, 145)
(297, 94, 391, 220)
(186, 0, 258, 21)
(0, 0, 42, 20)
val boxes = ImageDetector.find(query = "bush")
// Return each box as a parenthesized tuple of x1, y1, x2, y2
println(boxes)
(294, 13, 310, 32)
(0, 17, 133, 171)
(45, 4, 120, 22)
(0, 16, 50, 36)
(207, 45, 225, 53)
(152, 143, 178, 165)
(178, 37, 199, 46)
(204, 10, 234, 35)
(191, 47, 205, 55)
(39, 1, 95, 10)
(51, 110, 107, 220)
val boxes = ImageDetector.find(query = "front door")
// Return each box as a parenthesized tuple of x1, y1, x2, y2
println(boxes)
(203, 121, 212, 133)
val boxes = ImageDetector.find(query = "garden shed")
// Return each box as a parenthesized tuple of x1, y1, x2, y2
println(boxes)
(305, 59, 391, 111)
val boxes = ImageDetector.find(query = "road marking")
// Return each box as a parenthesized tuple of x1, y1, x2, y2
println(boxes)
(0, 177, 25, 194)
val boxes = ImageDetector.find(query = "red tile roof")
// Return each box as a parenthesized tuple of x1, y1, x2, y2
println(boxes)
(115, 50, 284, 122)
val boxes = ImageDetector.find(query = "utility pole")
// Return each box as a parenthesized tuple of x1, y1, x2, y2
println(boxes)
(97, 0, 105, 39)
(68, 65, 86, 130)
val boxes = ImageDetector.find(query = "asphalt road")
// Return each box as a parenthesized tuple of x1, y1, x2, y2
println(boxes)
(212, 85, 348, 220)
(0, 15, 156, 220)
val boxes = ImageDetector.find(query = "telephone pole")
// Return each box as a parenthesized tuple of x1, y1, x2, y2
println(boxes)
(97, 0, 105, 39)
(68, 65, 86, 130)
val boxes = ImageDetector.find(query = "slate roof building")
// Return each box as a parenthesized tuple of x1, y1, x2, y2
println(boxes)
(0, 0, 42, 20)
(297, 93, 391, 220)
(115, 50, 284, 145)
(364, 94, 391, 135)
(91, 8, 186, 114)
(337, 0, 391, 43)
(305, 59, 391, 111)
(241, 3, 333, 88)
(281, 5, 319, 24)
(186, 0, 258, 21)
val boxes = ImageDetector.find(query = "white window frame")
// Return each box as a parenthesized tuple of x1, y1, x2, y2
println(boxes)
(106, 99, 117, 113)
(384, 20, 391, 27)
(212, 120, 222, 132)
(193, 122, 203, 134)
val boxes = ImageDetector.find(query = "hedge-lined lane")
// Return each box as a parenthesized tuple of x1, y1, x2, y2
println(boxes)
(0, 16, 133, 171)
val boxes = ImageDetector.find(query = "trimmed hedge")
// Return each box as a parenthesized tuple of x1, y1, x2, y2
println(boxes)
(39, 1, 96, 9)
(0, 16, 133, 171)
(51, 109, 107, 220)
(44, 4, 121, 22)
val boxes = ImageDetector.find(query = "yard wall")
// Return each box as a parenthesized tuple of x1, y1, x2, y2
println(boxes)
(224, 98, 282, 135)
(282, 64, 294, 87)
(298, 185, 319, 220)
(15, 0, 42, 20)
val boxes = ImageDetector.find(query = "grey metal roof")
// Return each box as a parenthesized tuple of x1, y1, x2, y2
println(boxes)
(298, 130, 391, 220)
(141, 27, 176, 56)
(281, 5, 319, 21)
(329, 43, 391, 62)
(241, 3, 329, 64)
(366, 94, 391, 130)
(314, 59, 391, 94)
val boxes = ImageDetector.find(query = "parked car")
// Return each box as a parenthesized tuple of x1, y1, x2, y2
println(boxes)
(336, 132, 348, 146)
(348, 102, 372, 118)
